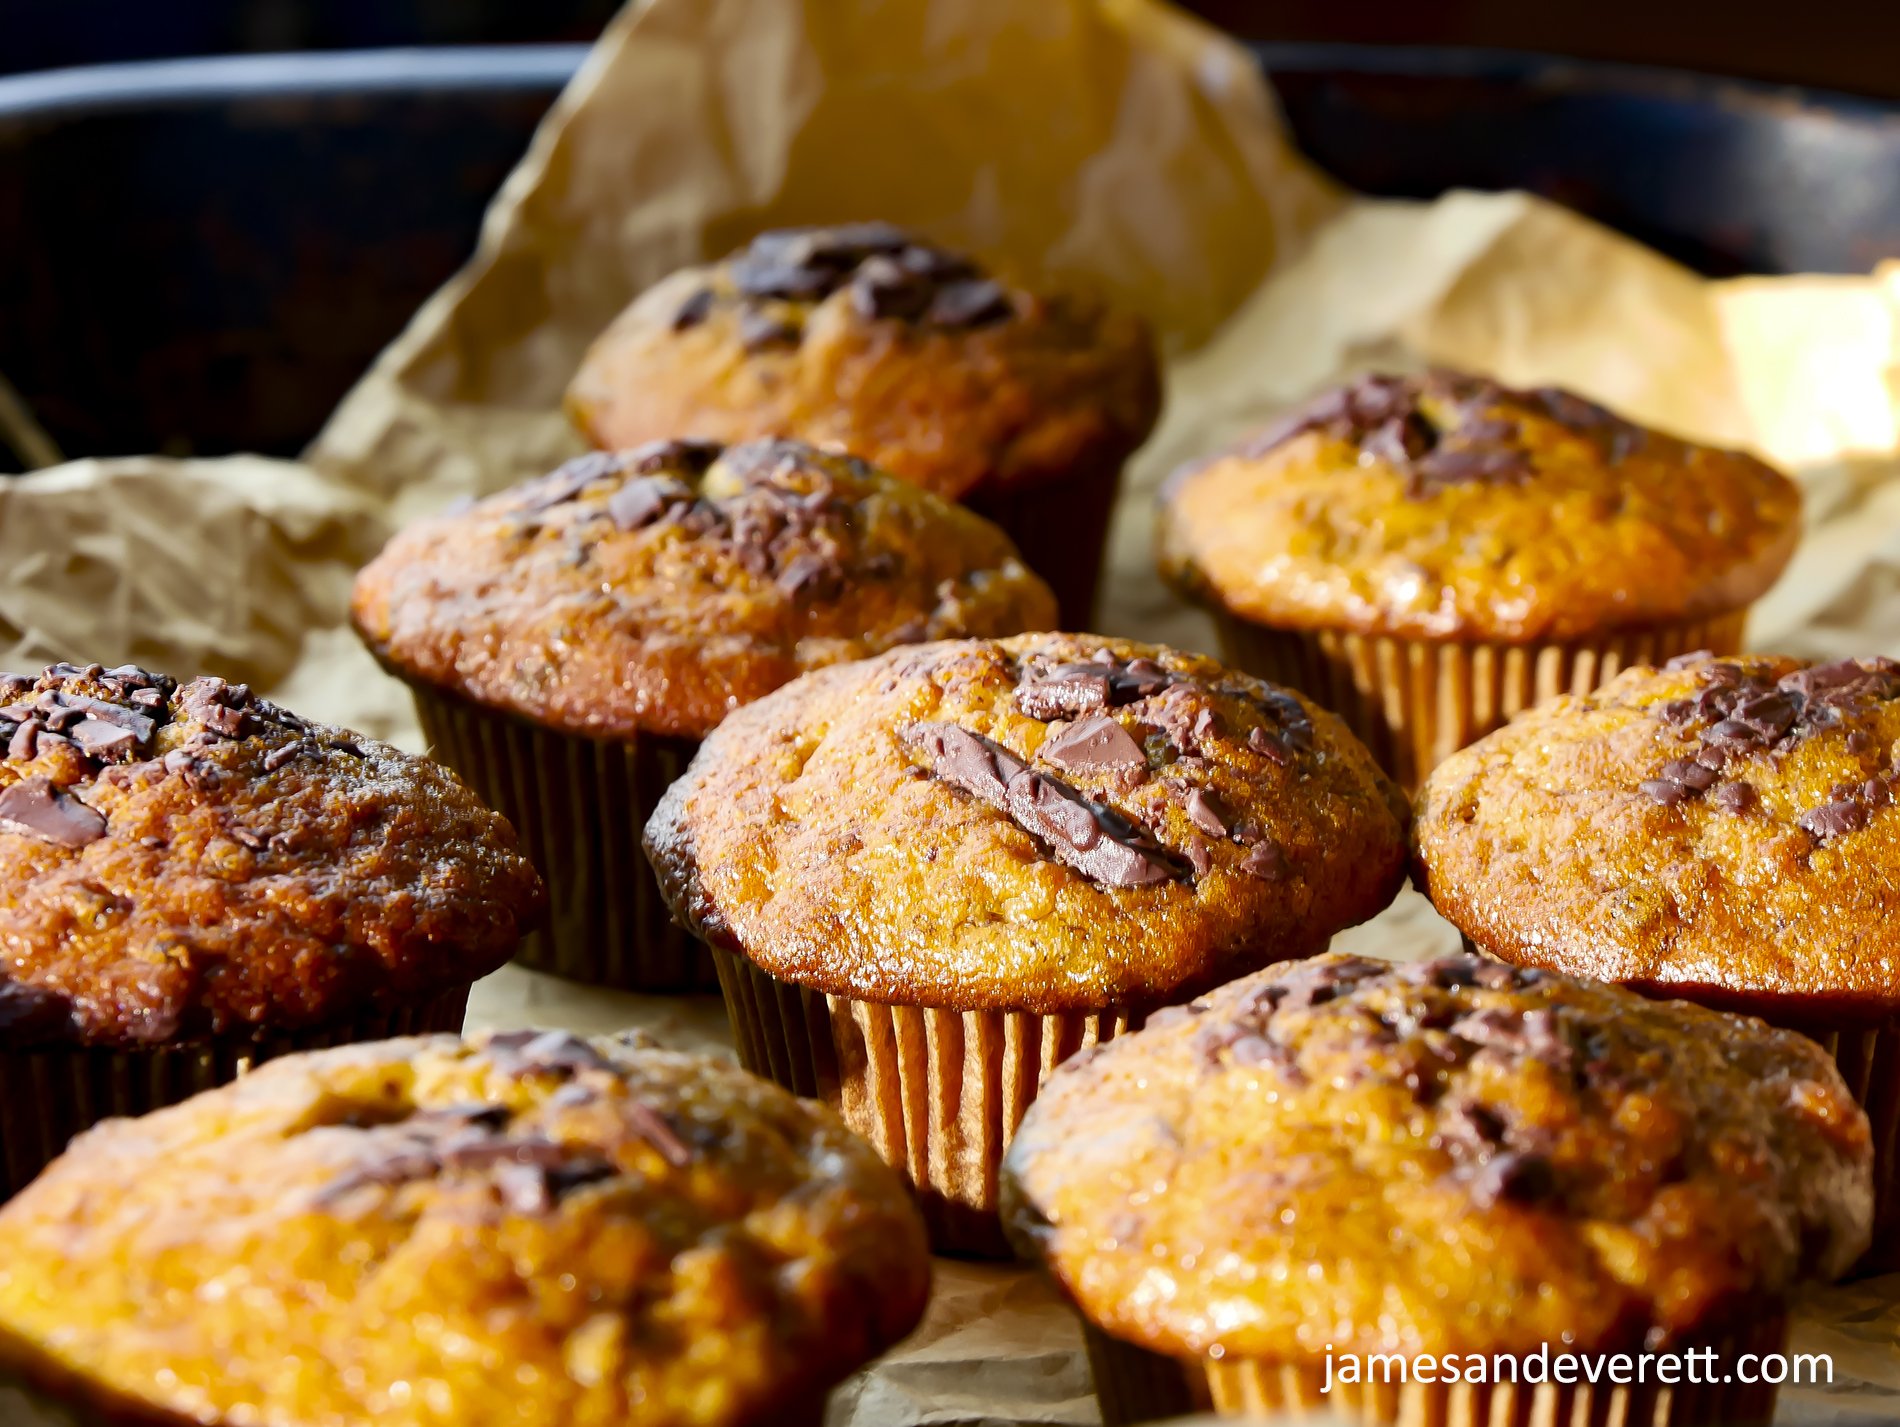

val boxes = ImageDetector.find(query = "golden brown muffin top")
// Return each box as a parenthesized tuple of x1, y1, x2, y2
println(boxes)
(645, 635, 1409, 1013)
(1002, 952, 1871, 1361)
(1416, 653, 1900, 1021)
(564, 224, 1161, 502)
(0, 663, 541, 1050)
(352, 438, 1057, 741)
(0, 1030, 930, 1427)
(1157, 371, 1801, 643)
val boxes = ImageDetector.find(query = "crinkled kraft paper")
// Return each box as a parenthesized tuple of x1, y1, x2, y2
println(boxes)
(2, 0, 1898, 1421)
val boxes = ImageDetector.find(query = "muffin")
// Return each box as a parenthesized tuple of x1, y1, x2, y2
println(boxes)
(1157, 369, 1802, 788)
(351, 436, 1056, 992)
(0, 1028, 931, 1426)
(565, 223, 1162, 624)
(1002, 951, 1871, 1426)
(644, 633, 1410, 1255)
(0, 661, 542, 1200)
(1416, 651, 1900, 1270)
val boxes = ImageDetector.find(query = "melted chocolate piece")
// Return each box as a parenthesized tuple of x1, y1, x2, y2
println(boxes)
(607, 476, 692, 532)
(0, 776, 105, 848)
(1015, 656, 1177, 721)
(672, 288, 716, 330)
(1038, 715, 1147, 776)
(906, 722, 1026, 806)
(1242, 369, 1650, 498)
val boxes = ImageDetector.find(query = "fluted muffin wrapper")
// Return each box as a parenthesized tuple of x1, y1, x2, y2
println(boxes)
(964, 451, 1125, 629)
(0, 987, 468, 1201)
(409, 683, 713, 992)
(1083, 1313, 1788, 1427)
(1211, 612, 1748, 790)
(713, 945, 1140, 1258)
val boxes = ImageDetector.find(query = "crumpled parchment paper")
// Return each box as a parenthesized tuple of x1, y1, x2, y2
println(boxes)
(3, 0, 1898, 1421)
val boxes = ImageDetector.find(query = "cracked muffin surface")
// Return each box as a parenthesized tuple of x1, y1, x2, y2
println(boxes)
(564, 224, 1160, 504)
(351, 438, 1057, 741)
(1415, 653, 1900, 1021)
(0, 1030, 930, 1427)
(1158, 370, 1800, 643)
(644, 634, 1409, 1012)
(1001, 952, 1871, 1360)
(0, 663, 542, 1049)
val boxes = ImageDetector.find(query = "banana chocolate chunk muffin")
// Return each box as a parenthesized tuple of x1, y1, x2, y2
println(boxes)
(0, 661, 542, 1200)
(645, 633, 1409, 1254)
(565, 223, 1162, 624)
(1158, 369, 1801, 787)
(353, 436, 1054, 991)
(1003, 952, 1871, 1426)
(0, 1029, 930, 1427)
(1416, 651, 1900, 1270)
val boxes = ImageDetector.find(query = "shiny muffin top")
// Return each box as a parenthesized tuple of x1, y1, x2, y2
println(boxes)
(1416, 653, 1900, 1022)
(0, 662, 542, 1050)
(645, 635, 1410, 1013)
(0, 1030, 930, 1427)
(352, 438, 1058, 741)
(1002, 952, 1871, 1361)
(1157, 370, 1801, 642)
(564, 223, 1161, 502)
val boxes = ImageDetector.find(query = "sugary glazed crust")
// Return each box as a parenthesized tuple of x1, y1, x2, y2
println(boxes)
(1415, 653, 1900, 1022)
(0, 664, 543, 1049)
(564, 224, 1161, 502)
(645, 634, 1410, 1013)
(1157, 370, 1801, 643)
(1002, 952, 1871, 1361)
(0, 1031, 930, 1427)
(352, 438, 1058, 740)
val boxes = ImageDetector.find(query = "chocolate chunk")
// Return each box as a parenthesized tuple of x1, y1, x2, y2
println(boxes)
(850, 255, 934, 321)
(1238, 839, 1289, 881)
(177, 678, 251, 739)
(0, 776, 105, 848)
(491, 1030, 616, 1077)
(522, 453, 621, 511)
(1016, 666, 1112, 720)
(1468, 1150, 1556, 1208)
(1639, 778, 1692, 807)
(6, 718, 39, 763)
(0, 978, 75, 1038)
(672, 288, 716, 330)
(607, 476, 692, 531)
(1658, 758, 1717, 792)
(906, 722, 1026, 808)
(69, 718, 136, 762)
(261, 741, 305, 772)
(738, 307, 801, 351)
(1004, 769, 1181, 889)
(775, 552, 842, 601)
(1184, 834, 1212, 878)
(926, 277, 1010, 328)
(1801, 798, 1869, 841)
(623, 1099, 694, 1169)
(1450, 1007, 1574, 1071)
(1185, 788, 1228, 838)
(1038, 714, 1147, 776)
(1711, 780, 1757, 813)
(1439, 1098, 1508, 1153)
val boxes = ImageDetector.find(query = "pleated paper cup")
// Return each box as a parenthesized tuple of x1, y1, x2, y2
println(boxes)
(713, 945, 1140, 1258)
(1213, 612, 1748, 791)
(409, 684, 713, 992)
(0, 987, 468, 1201)
(1083, 1314, 1788, 1427)
(1773, 1019, 1900, 1275)
(965, 452, 1125, 629)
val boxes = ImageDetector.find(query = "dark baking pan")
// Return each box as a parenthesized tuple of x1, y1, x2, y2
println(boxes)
(2, 42, 1899, 471)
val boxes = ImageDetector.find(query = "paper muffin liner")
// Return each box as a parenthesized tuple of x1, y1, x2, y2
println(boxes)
(1785, 1020, 1900, 1275)
(1084, 1313, 1787, 1426)
(1211, 611, 1748, 790)
(965, 451, 1125, 629)
(408, 683, 713, 992)
(0, 987, 468, 1201)
(712, 945, 1140, 1257)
